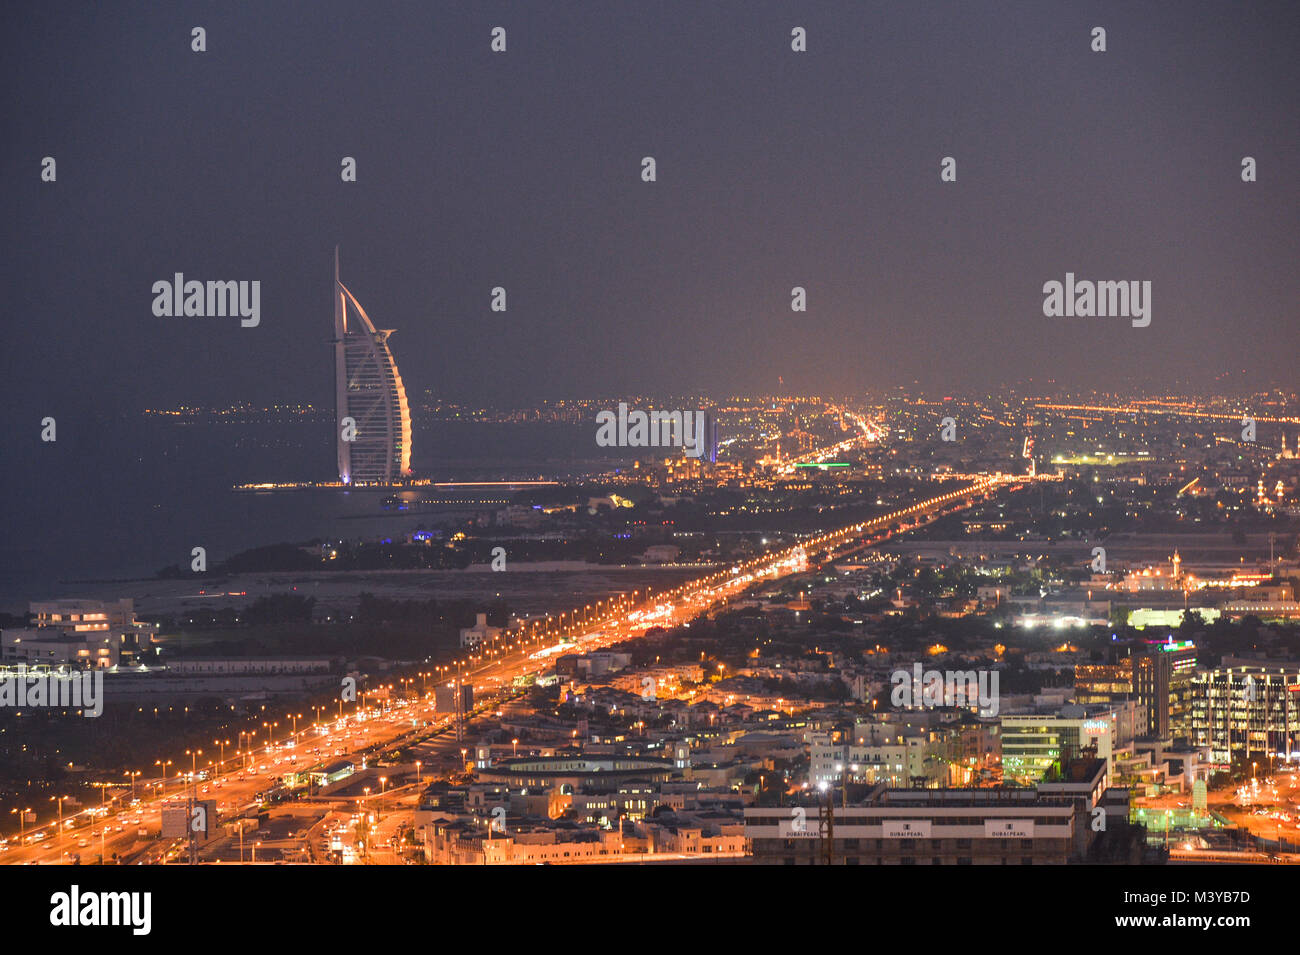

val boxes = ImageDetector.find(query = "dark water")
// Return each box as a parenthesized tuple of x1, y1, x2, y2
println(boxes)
(0, 415, 616, 609)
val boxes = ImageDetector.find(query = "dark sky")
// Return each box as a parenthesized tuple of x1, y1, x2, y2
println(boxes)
(3, 0, 1298, 417)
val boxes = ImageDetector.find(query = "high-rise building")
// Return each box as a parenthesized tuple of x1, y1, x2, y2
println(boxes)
(1130, 637, 1198, 742)
(333, 247, 412, 484)
(1190, 661, 1300, 767)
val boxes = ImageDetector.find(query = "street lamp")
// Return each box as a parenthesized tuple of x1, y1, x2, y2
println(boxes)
(51, 796, 68, 862)
(214, 738, 229, 773)
(10, 808, 31, 845)
(185, 748, 203, 795)
(155, 759, 173, 795)
(99, 784, 109, 864)
(817, 780, 834, 865)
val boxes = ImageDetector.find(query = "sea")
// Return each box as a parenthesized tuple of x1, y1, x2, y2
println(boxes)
(0, 414, 634, 610)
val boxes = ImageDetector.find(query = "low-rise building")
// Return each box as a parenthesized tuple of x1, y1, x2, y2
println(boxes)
(746, 758, 1151, 864)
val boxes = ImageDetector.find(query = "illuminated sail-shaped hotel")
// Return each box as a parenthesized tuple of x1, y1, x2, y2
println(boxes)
(333, 248, 412, 484)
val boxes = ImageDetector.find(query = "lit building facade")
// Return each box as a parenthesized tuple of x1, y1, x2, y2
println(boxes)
(333, 248, 412, 484)
(1000, 702, 1145, 784)
(1, 598, 156, 669)
(1075, 662, 1134, 703)
(1189, 662, 1300, 767)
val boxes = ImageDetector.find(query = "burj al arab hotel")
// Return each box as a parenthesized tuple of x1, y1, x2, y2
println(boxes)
(332, 248, 413, 484)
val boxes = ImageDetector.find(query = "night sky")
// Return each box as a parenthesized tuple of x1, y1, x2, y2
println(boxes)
(3, 0, 1298, 420)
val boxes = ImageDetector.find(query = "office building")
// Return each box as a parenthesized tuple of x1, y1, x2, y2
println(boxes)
(746, 758, 1148, 864)
(1189, 661, 1300, 767)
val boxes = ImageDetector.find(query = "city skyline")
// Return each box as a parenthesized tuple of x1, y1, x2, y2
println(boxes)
(3, 0, 1299, 912)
